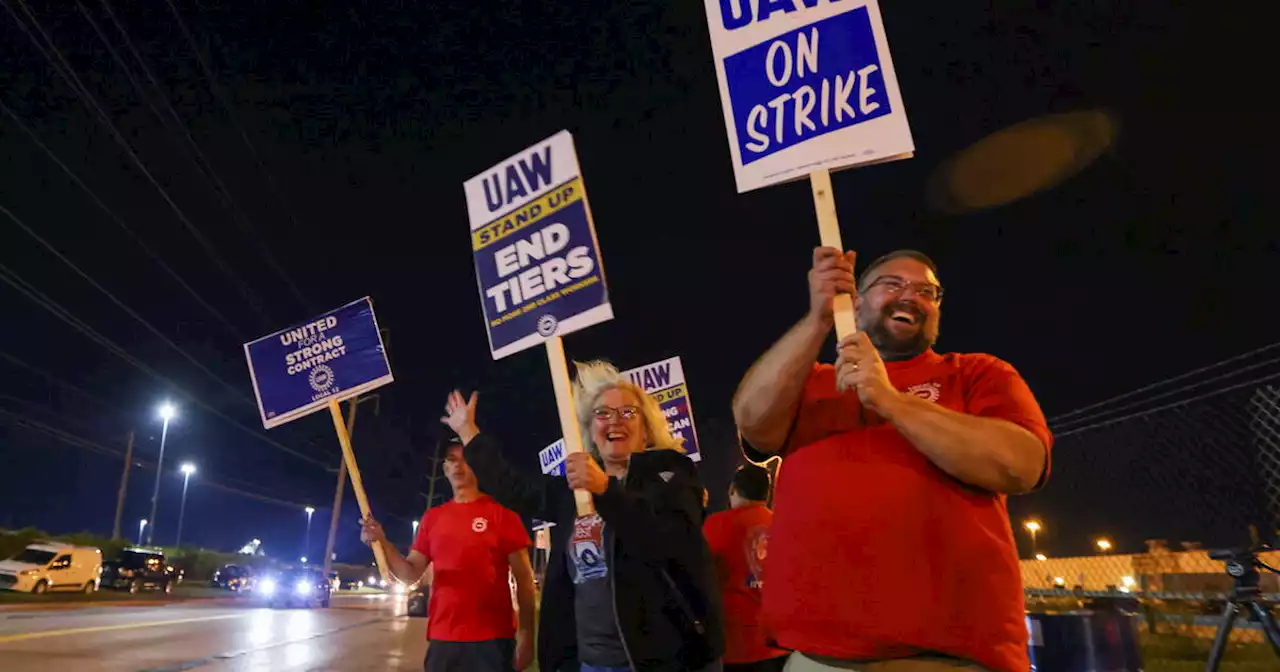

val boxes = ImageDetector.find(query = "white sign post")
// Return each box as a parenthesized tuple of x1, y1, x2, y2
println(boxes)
(704, 0, 915, 339)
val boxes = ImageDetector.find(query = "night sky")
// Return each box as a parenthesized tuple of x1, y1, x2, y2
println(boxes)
(1, 1, 1272, 564)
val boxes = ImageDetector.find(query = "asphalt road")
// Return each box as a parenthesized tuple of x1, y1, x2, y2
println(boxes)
(0, 594, 428, 671)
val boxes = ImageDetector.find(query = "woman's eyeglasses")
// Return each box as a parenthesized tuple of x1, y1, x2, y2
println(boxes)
(593, 405, 640, 422)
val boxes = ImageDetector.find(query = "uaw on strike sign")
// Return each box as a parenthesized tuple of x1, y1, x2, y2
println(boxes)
(244, 298, 393, 429)
(464, 131, 613, 360)
(704, 0, 914, 192)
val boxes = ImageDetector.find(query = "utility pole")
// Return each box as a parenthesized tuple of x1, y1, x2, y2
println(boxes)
(112, 430, 135, 540)
(323, 394, 379, 576)
(424, 438, 446, 515)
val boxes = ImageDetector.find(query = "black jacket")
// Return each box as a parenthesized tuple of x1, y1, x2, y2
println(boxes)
(465, 432, 724, 672)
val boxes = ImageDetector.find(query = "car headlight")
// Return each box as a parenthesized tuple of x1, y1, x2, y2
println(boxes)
(294, 581, 312, 596)
(259, 579, 277, 595)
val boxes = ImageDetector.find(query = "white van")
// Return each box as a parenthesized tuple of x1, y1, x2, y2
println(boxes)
(0, 543, 103, 594)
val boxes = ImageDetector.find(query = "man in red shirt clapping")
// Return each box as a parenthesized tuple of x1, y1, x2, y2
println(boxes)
(733, 249, 1053, 672)
(704, 465, 789, 672)
(362, 436, 536, 672)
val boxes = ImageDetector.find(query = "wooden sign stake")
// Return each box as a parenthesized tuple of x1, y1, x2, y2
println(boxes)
(328, 398, 389, 580)
(545, 336, 595, 517)
(810, 168, 857, 341)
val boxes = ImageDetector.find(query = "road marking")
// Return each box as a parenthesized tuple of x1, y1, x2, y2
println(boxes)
(0, 613, 247, 644)
(142, 615, 393, 672)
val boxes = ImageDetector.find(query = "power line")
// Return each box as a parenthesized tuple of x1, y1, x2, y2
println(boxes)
(0, 262, 335, 469)
(1, 201, 256, 407)
(1048, 339, 1280, 424)
(0, 406, 313, 510)
(1052, 353, 1280, 431)
(1054, 370, 1280, 439)
(0, 348, 125, 418)
(1, 0, 273, 326)
(82, 0, 312, 314)
(0, 97, 242, 340)
(155, 0, 313, 308)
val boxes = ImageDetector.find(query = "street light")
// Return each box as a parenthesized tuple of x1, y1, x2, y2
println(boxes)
(137, 518, 148, 546)
(304, 506, 316, 561)
(147, 402, 178, 544)
(1096, 537, 1113, 553)
(1022, 519, 1042, 555)
(175, 463, 197, 548)
(412, 519, 419, 546)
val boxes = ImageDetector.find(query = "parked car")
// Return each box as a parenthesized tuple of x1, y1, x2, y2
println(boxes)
(258, 567, 331, 609)
(211, 564, 255, 591)
(0, 543, 102, 594)
(100, 548, 174, 594)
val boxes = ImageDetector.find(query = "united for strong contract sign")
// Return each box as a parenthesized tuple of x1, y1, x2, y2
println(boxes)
(243, 297, 393, 429)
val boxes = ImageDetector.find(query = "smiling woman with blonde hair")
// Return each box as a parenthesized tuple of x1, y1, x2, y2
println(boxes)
(573, 359, 683, 459)
(442, 359, 724, 672)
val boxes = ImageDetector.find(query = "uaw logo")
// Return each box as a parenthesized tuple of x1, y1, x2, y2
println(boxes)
(309, 364, 335, 393)
(471, 517, 488, 533)
(536, 313, 558, 337)
(906, 381, 941, 403)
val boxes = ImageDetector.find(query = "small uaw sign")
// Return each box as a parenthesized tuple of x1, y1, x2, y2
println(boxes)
(621, 357, 702, 463)
(539, 438, 567, 476)
(244, 297, 393, 428)
(463, 130, 613, 360)
(703, 0, 914, 193)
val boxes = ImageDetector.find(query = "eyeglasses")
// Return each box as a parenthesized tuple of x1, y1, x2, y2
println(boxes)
(593, 405, 640, 422)
(865, 275, 944, 303)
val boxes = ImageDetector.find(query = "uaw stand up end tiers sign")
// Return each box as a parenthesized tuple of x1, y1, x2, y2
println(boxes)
(244, 297, 393, 578)
(465, 130, 613, 516)
(463, 130, 613, 361)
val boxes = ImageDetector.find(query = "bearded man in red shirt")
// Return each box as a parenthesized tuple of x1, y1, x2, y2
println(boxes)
(733, 248, 1053, 672)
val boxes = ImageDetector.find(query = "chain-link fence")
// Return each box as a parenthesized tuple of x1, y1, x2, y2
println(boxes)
(1019, 373, 1280, 669)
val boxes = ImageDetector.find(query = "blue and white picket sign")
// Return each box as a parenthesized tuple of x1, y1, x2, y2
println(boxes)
(703, 0, 915, 192)
(463, 130, 614, 360)
(539, 438, 568, 476)
(622, 356, 702, 462)
(244, 297, 393, 429)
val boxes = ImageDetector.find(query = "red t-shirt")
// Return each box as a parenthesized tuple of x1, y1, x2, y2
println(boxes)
(704, 503, 789, 664)
(762, 350, 1052, 672)
(411, 495, 531, 642)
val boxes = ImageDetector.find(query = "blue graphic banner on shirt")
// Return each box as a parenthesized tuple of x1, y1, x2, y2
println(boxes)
(570, 514, 608, 583)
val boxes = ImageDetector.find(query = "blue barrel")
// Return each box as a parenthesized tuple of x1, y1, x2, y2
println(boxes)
(1027, 611, 1143, 672)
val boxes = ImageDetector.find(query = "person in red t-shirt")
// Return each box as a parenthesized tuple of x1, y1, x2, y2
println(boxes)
(704, 464, 789, 672)
(361, 436, 536, 672)
(732, 249, 1053, 672)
